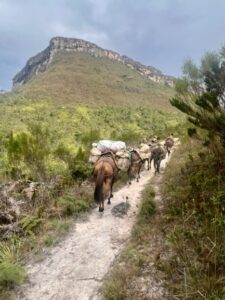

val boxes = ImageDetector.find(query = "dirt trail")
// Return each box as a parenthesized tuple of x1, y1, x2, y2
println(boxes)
(16, 152, 172, 300)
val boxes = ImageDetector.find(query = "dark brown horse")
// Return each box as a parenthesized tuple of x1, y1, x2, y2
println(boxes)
(150, 145, 166, 175)
(164, 137, 174, 156)
(93, 152, 119, 212)
(128, 150, 143, 184)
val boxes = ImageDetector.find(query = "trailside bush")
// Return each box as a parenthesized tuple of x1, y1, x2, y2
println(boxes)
(0, 262, 25, 285)
(7, 123, 50, 180)
(57, 196, 90, 216)
(0, 240, 25, 286)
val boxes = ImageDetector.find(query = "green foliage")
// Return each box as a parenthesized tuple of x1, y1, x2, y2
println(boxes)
(19, 215, 43, 236)
(0, 241, 21, 264)
(171, 45, 225, 149)
(72, 147, 92, 180)
(139, 187, 155, 220)
(57, 196, 90, 216)
(161, 143, 225, 299)
(81, 129, 101, 146)
(0, 262, 25, 285)
(187, 127, 197, 137)
(7, 123, 50, 179)
(0, 240, 25, 286)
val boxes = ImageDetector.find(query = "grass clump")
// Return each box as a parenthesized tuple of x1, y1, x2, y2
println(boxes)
(0, 240, 25, 287)
(57, 196, 91, 216)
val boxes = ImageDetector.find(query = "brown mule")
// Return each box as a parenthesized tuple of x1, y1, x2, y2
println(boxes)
(164, 137, 174, 156)
(128, 150, 143, 184)
(93, 152, 119, 212)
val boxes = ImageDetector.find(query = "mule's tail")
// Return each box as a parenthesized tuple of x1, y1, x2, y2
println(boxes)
(94, 167, 105, 204)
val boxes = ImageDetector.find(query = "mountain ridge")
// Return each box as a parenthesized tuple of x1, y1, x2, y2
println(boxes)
(13, 37, 174, 87)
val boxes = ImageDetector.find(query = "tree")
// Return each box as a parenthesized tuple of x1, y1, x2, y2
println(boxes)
(170, 46, 225, 147)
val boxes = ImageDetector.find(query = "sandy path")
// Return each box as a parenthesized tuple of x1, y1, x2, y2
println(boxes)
(16, 154, 171, 300)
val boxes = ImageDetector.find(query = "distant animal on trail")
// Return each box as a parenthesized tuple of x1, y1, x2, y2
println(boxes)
(150, 145, 166, 175)
(128, 150, 144, 184)
(115, 149, 144, 184)
(93, 152, 119, 212)
(164, 136, 174, 156)
(138, 143, 151, 170)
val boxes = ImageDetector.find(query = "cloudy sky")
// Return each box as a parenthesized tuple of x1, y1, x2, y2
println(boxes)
(0, 0, 225, 90)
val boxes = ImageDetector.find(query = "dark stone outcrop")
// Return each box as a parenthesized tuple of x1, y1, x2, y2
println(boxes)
(13, 37, 174, 87)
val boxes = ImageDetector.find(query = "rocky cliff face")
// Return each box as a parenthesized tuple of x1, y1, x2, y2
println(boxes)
(13, 37, 174, 87)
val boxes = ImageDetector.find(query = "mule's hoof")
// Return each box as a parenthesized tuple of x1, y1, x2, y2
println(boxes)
(129, 182, 131, 185)
(107, 201, 111, 205)
(99, 207, 104, 212)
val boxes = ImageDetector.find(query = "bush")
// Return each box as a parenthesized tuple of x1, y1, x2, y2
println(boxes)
(0, 262, 25, 285)
(0, 240, 25, 286)
(7, 123, 51, 179)
(139, 187, 155, 220)
(19, 215, 43, 236)
(57, 196, 90, 216)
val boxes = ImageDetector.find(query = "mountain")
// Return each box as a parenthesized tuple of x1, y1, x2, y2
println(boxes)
(7, 37, 175, 109)
(13, 37, 174, 87)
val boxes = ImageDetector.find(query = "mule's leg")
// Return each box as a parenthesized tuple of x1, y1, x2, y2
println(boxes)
(99, 201, 104, 212)
(110, 176, 115, 199)
(108, 178, 114, 204)
(154, 159, 158, 176)
(150, 156, 153, 170)
(99, 202, 104, 212)
(128, 168, 132, 185)
(147, 158, 150, 170)
(156, 159, 161, 174)
(136, 162, 142, 182)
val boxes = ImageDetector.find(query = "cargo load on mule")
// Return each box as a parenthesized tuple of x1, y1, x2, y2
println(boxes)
(88, 140, 127, 165)
(97, 140, 126, 153)
(138, 143, 150, 160)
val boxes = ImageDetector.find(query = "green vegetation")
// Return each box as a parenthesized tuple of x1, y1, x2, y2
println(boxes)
(161, 141, 225, 299)
(0, 240, 25, 286)
(159, 45, 225, 299)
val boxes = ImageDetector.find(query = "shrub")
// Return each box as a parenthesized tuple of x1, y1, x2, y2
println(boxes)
(19, 215, 43, 236)
(57, 196, 90, 216)
(0, 240, 25, 286)
(7, 123, 51, 179)
(0, 262, 25, 285)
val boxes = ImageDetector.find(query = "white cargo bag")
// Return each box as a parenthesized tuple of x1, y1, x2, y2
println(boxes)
(97, 140, 126, 153)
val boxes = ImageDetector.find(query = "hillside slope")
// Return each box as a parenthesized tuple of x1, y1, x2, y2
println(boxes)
(9, 51, 174, 109)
